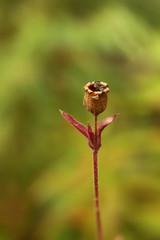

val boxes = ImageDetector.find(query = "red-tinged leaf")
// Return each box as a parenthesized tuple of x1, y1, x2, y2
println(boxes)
(87, 122, 94, 148)
(60, 110, 88, 139)
(98, 113, 119, 135)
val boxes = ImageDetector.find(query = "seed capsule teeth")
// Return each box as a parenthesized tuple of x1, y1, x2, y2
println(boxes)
(94, 91, 102, 95)
(88, 89, 92, 93)
(103, 87, 109, 93)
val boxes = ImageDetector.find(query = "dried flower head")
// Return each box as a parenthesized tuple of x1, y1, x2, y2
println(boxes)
(83, 81, 109, 115)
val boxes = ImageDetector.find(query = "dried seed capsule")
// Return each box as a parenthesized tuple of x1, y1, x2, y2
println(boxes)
(83, 81, 109, 115)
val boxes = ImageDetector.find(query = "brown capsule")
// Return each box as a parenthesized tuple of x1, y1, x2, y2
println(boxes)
(83, 81, 109, 115)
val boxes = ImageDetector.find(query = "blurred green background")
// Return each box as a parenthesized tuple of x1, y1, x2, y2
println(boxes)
(0, 0, 160, 240)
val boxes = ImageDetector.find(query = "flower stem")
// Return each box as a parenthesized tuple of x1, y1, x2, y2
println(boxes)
(93, 115, 103, 240)
(94, 114, 98, 148)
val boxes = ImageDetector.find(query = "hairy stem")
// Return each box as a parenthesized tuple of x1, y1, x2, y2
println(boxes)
(93, 115, 103, 240)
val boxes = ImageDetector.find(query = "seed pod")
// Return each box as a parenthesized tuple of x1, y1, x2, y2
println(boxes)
(83, 81, 109, 115)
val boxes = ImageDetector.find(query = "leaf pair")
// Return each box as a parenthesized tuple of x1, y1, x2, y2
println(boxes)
(60, 110, 119, 151)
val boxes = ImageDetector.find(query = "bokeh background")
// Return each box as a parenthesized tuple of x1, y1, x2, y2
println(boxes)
(0, 0, 160, 240)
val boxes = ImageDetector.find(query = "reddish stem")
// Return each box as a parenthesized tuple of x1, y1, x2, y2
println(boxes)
(94, 114, 98, 148)
(93, 115, 103, 240)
